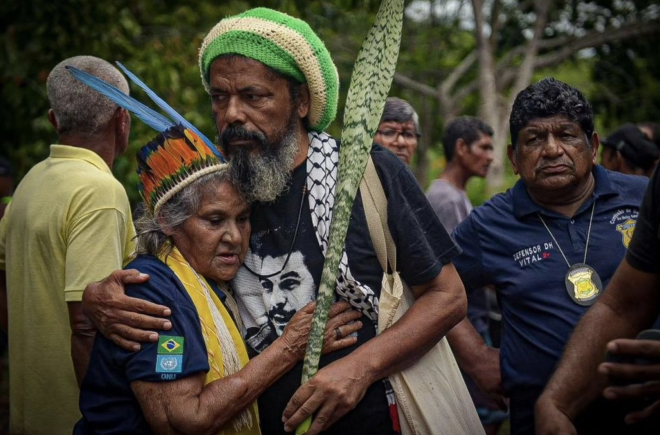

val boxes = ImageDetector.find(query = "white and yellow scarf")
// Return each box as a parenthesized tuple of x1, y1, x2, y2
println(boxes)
(161, 247, 260, 435)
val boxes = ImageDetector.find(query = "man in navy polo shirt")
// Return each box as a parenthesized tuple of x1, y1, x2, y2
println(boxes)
(447, 77, 649, 435)
(536, 147, 660, 433)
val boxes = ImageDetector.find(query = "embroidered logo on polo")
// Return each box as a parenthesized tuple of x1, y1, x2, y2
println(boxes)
(610, 209, 638, 248)
(156, 335, 184, 374)
(616, 218, 636, 248)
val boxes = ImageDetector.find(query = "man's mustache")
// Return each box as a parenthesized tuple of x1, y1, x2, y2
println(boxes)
(536, 160, 574, 172)
(221, 125, 267, 146)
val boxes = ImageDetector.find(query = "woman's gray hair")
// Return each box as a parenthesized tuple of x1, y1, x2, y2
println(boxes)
(380, 97, 421, 135)
(135, 170, 233, 257)
(46, 56, 129, 136)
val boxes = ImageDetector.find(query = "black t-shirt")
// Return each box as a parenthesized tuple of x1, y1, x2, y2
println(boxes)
(234, 143, 459, 435)
(627, 167, 660, 272)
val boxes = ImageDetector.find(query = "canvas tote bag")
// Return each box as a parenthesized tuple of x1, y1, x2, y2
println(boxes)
(359, 157, 484, 435)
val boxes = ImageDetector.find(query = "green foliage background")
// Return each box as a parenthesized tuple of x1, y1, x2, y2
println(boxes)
(1, 0, 380, 207)
(2, 0, 659, 208)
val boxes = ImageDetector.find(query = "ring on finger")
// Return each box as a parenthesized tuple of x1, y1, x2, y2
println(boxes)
(335, 327, 342, 340)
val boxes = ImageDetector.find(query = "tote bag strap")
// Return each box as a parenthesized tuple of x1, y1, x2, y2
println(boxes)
(360, 156, 397, 272)
(360, 158, 486, 435)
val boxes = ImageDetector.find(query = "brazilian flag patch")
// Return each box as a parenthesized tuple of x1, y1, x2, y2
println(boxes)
(158, 335, 184, 355)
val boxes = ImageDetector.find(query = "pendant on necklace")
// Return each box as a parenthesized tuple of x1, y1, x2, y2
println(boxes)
(564, 263, 603, 306)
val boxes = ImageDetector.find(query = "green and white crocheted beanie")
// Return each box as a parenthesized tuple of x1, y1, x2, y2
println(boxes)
(199, 7, 339, 132)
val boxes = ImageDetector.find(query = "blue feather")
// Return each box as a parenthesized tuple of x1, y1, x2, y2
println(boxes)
(66, 66, 174, 133)
(115, 62, 221, 158)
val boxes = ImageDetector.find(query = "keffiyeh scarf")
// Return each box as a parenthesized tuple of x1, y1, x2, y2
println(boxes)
(307, 132, 399, 432)
(306, 131, 379, 320)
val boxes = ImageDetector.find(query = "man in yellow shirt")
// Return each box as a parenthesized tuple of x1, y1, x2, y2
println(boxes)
(0, 56, 135, 435)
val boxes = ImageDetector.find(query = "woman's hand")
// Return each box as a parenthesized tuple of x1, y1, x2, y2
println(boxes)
(279, 301, 362, 360)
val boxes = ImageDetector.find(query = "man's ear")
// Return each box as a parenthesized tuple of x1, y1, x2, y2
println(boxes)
(113, 108, 131, 147)
(590, 132, 600, 164)
(507, 144, 519, 175)
(455, 138, 469, 158)
(297, 85, 311, 119)
(47, 109, 59, 131)
(117, 108, 129, 133)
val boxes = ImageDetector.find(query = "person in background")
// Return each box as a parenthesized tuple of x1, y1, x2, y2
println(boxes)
(427, 116, 494, 227)
(426, 116, 505, 434)
(0, 55, 135, 435)
(373, 97, 421, 166)
(601, 123, 658, 177)
(537, 134, 660, 434)
(446, 77, 649, 434)
(638, 121, 660, 149)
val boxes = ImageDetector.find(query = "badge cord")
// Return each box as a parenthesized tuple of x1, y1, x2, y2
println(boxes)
(537, 200, 602, 304)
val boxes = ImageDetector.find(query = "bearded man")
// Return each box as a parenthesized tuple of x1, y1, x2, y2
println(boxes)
(83, 8, 476, 435)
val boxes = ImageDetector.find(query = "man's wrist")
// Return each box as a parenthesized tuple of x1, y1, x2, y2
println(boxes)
(460, 342, 496, 376)
(334, 341, 382, 385)
(537, 389, 576, 421)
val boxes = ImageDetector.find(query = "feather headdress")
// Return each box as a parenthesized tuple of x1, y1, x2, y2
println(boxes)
(136, 126, 226, 214)
(66, 63, 227, 214)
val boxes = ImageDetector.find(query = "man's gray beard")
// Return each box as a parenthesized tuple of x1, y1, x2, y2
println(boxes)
(228, 127, 299, 203)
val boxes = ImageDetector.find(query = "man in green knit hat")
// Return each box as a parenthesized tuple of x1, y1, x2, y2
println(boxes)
(197, 7, 341, 204)
(85, 8, 475, 435)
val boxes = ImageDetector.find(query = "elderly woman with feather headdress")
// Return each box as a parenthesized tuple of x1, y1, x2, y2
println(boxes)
(74, 126, 361, 435)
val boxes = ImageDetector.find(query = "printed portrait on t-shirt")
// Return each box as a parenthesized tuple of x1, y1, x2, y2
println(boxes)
(231, 145, 457, 360)
(233, 249, 317, 354)
(258, 252, 315, 334)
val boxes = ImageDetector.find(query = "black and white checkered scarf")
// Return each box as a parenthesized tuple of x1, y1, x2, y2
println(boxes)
(306, 131, 378, 321)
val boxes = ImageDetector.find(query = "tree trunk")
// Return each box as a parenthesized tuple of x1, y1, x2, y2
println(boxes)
(472, 0, 504, 190)
(483, 0, 551, 192)
(489, 101, 512, 193)
(413, 96, 433, 187)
